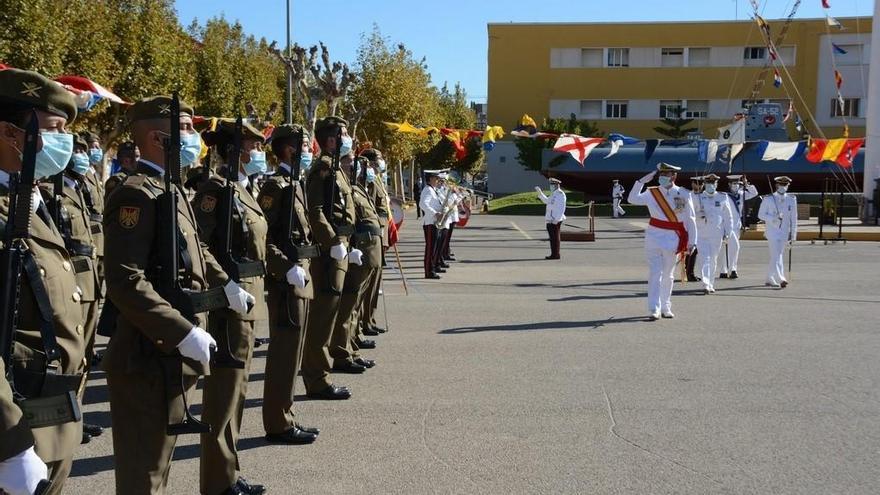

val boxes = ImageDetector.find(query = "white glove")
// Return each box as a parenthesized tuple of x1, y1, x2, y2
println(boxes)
(223, 280, 256, 315)
(0, 447, 47, 495)
(329, 242, 348, 261)
(348, 248, 364, 266)
(638, 171, 656, 183)
(285, 265, 308, 288)
(177, 326, 216, 365)
(534, 186, 543, 193)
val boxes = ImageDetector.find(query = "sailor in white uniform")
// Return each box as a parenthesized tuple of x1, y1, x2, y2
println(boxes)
(535, 177, 566, 259)
(720, 175, 758, 279)
(757, 176, 798, 288)
(628, 163, 698, 320)
(611, 179, 626, 218)
(693, 174, 733, 294)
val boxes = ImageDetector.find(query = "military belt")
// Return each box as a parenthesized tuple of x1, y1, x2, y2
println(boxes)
(18, 391, 81, 429)
(235, 260, 266, 279)
(185, 287, 229, 315)
(334, 225, 354, 236)
(355, 224, 381, 236)
(292, 244, 319, 259)
(66, 240, 94, 258)
(14, 367, 83, 399)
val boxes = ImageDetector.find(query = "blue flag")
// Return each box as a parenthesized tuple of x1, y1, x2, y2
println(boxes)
(832, 42, 848, 55)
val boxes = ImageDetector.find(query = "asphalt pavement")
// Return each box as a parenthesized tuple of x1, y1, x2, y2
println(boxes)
(67, 213, 880, 494)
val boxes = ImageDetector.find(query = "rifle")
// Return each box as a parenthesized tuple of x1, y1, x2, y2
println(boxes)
(280, 129, 319, 262)
(211, 115, 261, 369)
(1, 111, 80, 429)
(155, 93, 224, 435)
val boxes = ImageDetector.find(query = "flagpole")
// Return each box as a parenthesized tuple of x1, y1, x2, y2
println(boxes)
(863, 0, 880, 222)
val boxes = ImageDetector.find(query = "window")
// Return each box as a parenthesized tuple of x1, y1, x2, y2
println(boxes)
(607, 48, 629, 67)
(684, 100, 709, 118)
(580, 100, 602, 119)
(605, 101, 628, 119)
(688, 47, 711, 67)
(832, 98, 860, 117)
(778, 46, 796, 65)
(659, 100, 683, 118)
(836, 44, 864, 66)
(743, 46, 766, 63)
(581, 48, 603, 67)
(661, 48, 684, 67)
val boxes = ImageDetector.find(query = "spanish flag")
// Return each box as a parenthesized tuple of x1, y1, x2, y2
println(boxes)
(834, 70, 843, 90)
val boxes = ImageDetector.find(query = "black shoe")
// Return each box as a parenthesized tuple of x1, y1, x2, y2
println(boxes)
(439, 262, 450, 268)
(81, 431, 92, 445)
(332, 361, 366, 374)
(265, 427, 318, 445)
(371, 325, 386, 334)
(357, 339, 376, 349)
(435, 267, 447, 273)
(307, 385, 352, 400)
(545, 255, 560, 260)
(729, 270, 738, 279)
(295, 423, 320, 435)
(234, 477, 266, 495)
(780, 280, 788, 288)
(719, 272, 729, 279)
(687, 275, 700, 282)
(253, 337, 271, 348)
(83, 423, 103, 437)
(445, 255, 456, 261)
(362, 327, 380, 336)
(425, 273, 441, 279)
(354, 357, 376, 368)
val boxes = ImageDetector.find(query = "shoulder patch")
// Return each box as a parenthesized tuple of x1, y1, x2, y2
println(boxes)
(259, 195, 274, 210)
(119, 206, 140, 229)
(199, 195, 217, 212)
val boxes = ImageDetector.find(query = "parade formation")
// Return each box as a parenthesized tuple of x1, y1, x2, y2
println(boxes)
(1, 1, 878, 494)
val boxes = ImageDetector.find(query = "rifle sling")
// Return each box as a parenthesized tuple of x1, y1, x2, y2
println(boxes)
(20, 251, 61, 363)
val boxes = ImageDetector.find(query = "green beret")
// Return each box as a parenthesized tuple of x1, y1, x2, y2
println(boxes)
(117, 141, 137, 156)
(314, 116, 348, 134)
(0, 68, 77, 122)
(269, 123, 309, 144)
(126, 95, 194, 123)
(73, 133, 88, 149)
(213, 119, 265, 143)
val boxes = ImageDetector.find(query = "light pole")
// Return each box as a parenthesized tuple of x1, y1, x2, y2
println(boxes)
(285, 0, 293, 124)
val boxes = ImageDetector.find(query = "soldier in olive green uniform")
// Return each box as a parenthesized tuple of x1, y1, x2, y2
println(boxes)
(328, 156, 382, 372)
(104, 140, 138, 199)
(192, 120, 269, 495)
(80, 132, 105, 280)
(258, 124, 320, 444)
(102, 96, 254, 495)
(358, 149, 390, 337)
(0, 68, 87, 495)
(41, 135, 104, 442)
(300, 116, 358, 399)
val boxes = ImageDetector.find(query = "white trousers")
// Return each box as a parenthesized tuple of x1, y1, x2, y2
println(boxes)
(612, 198, 625, 217)
(766, 238, 787, 284)
(697, 236, 723, 290)
(719, 232, 741, 273)
(645, 244, 678, 314)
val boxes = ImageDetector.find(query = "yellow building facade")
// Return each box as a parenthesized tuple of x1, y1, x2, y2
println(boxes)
(487, 17, 872, 140)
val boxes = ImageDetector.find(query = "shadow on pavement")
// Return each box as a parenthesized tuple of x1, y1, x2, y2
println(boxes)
(441, 316, 648, 334)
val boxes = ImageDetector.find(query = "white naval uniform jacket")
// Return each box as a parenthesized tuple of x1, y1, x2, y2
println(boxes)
(537, 188, 566, 224)
(725, 185, 759, 231)
(758, 192, 798, 241)
(694, 191, 734, 239)
(612, 184, 625, 199)
(419, 185, 442, 226)
(628, 181, 698, 252)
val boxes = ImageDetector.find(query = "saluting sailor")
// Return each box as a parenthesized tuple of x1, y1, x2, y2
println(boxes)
(535, 177, 566, 260)
(693, 174, 733, 294)
(757, 176, 797, 288)
(628, 163, 697, 320)
(720, 175, 758, 279)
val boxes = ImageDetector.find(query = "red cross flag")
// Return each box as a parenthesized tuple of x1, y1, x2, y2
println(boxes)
(552, 134, 605, 166)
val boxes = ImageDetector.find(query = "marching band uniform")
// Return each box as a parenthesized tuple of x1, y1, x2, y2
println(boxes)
(628, 163, 697, 320)
(419, 171, 443, 279)
(693, 174, 733, 294)
(720, 175, 758, 279)
(758, 176, 798, 288)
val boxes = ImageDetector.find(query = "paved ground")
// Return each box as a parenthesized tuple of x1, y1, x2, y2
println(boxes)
(67, 214, 879, 494)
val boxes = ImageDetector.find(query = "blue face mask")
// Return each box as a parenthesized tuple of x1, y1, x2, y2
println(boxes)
(658, 176, 673, 188)
(366, 169, 377, 183)
(299, 151, 313, 171)
(244, 150, 267, 176)
(338, 135, 353, 156)
(704, 183, 717, 194)
(32, 132, 74, 180)
(179, 132, 201, 167)
(377, 159, 386, 172)
(777, 185, 788, 194)
(71, 152, 91, 175)
(88, 148, 103, 164)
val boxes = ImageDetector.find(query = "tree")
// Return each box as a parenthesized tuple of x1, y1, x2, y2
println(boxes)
(437, 82, 476, 129)
(514, 114, 603, 172)
(653, 106, 698, 138)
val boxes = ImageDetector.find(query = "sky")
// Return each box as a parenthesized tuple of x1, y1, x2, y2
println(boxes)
(174, 0, 874, 103)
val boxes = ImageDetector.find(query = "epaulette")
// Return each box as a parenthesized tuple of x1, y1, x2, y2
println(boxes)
(120, 174, 162, 199)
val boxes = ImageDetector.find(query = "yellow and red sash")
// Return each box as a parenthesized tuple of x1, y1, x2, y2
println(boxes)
(647, 187, 688, 254)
